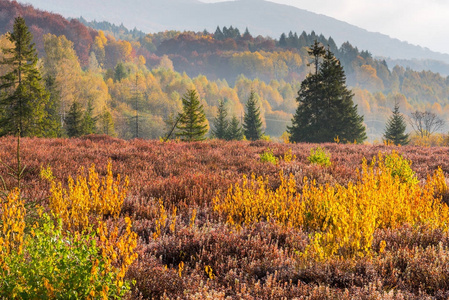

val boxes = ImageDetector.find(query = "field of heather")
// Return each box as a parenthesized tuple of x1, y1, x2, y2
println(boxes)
(2, 135, 449, 299)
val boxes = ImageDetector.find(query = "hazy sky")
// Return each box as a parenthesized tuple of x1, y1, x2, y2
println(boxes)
(201, 0, 449, 54)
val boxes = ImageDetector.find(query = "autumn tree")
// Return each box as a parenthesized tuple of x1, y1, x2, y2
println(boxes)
(176, 89, 208, 141)
(0, 17, 49, 137)
(212, 99, 229, 139)
(289, 42, 366, 143)
(383, 102, 409, 145)
(243, 91, 263, 140)
(409, 110, 445, 137)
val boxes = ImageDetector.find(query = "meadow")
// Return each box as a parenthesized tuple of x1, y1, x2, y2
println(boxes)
(1, 135, 449, 299)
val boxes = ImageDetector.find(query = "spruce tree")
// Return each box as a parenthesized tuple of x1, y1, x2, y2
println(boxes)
(320, 48, 366, 143)
(0, 17, 49, 137)
(384, 102, 409, 145)
(288, 42, 366, 143)
(212, 99, 229, 139)
(243, 91, 263, 141)
(176, 89, 208, 141)
(82, 100, 97, 135)
(226, 115, 244, 140)
(65, 101, 84, 137)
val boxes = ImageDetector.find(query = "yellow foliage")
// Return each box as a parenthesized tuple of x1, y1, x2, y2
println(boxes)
(0, 189, 25, 257)
(97, 217, 138, 290)
(47, 160, 129, 232)
(214, 153, 448, 259)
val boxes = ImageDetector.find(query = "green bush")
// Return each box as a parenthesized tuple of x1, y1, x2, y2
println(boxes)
(260, 148, 278, 164)
(0, 213, 131, 299)
(307, 147, 331, 167)
(384, 151, 419, 185)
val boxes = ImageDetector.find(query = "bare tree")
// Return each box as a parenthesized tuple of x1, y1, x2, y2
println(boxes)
(409, 111, 445, 137)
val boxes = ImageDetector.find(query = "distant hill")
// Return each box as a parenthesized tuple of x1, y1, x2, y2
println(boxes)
(16, 0, 449, 66)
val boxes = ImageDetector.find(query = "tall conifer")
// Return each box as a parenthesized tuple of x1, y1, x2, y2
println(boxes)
(384, 102, 409, 145)
(289, 42, 366, 143)
(0, 17, 49, 137)
(243, 91, 263, 141)
(176, 89, 208, 141)
(212, 99, 229, 139)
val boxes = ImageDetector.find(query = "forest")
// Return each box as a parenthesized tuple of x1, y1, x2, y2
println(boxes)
(1, 0, 449, 142)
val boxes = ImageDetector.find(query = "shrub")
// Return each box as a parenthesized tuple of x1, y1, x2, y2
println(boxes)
(0, 213, 131, 299)
(308, 147, 331, 167)
(260, 148, 278, 164)
(384, 151, 418, 184)
(214, 152, 448, 258)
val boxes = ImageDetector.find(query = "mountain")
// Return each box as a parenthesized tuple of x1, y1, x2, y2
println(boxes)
(16, 0, 449, 66)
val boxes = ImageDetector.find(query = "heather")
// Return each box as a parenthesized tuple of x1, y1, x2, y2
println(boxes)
(1, 135, 449, 298)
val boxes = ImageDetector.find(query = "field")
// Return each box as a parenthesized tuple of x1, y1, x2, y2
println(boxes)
(2, 135, 449, 299)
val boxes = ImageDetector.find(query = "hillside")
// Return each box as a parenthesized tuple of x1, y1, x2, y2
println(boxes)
(16, 0, 449, 65)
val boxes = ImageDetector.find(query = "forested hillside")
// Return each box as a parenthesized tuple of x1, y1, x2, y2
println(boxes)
(1, 0, 449, 141)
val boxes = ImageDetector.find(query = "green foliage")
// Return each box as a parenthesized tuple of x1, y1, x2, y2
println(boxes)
(65, 101, 85, 137)
(226, 115, 244, 140)
(243, 91, 263, 141)
(384, 151, 418, 184)
(1, 213, 130, 299)
(260, 148, 278, 164)
(288, 42, 366, 143)
(307, 146, 332, 167)
(114, 62, 128, 82)
(82, 100, 97, 135)
(212, 99, 229, 139)
(176, 89, 208, 141)
(0, 17, 50, 137)
(384, 102, 409, 145)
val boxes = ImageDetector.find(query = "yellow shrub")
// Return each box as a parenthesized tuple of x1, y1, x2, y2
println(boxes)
(0, 189, 25, 256)
(47, 160, 129, 231)
(214, 152, 449, 259)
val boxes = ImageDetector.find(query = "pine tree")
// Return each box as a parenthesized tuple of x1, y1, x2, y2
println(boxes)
(384, 102, 409, 145)
(0, 17, 49, 137)
(212, 99, 229, 139)
(176, 89, 208, 141)
(288, 42, 366, 143)
(243, 91, 263, 141)
(226, 115, 244, 140)
(65, 101, 84, 137)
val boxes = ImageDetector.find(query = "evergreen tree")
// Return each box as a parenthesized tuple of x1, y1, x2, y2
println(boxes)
(226, 115, 244, 140)
(384, 102, 409, 145)
(114, 62, 127, 81)
(243, 91, 263, 141)
(0, 17, 49, 137)
(82, 100, 97, 134)
(176, 89, 208, 141)
(212, 99, 229, 139)
(279, 33, 287, 47)
(65, 101, 84, 137)
(214, 26, 224, 40)
(288, 42, 366, 143)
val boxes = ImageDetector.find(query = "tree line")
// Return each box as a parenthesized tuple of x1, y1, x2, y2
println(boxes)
(0, 17, 443, 144)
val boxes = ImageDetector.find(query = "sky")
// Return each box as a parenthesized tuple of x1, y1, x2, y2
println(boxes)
(200, 0, 449, 54)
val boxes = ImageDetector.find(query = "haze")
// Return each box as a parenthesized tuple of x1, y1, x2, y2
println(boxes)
(201, 0, 449, 54)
